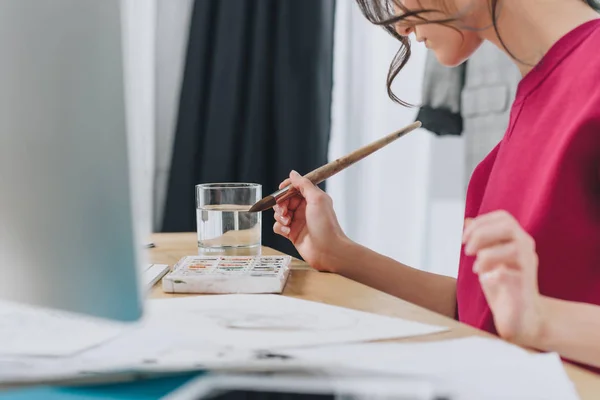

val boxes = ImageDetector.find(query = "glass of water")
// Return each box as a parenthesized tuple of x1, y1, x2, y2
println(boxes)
(196, 183, 262, 255)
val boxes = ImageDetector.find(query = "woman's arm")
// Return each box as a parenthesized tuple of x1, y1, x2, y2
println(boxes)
(273, 171, 458, 318)
(537, 297, 600, 368)
(464, 210, 600, 369)
(328, 239, 458, 318)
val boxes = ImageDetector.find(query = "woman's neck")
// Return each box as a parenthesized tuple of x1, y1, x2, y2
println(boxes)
(480, 1, 599, 76)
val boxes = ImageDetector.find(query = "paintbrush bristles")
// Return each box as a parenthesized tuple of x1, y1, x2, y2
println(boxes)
(249, 195, 276, 213)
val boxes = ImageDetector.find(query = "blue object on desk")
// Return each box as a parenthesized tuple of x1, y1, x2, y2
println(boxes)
(0, 372, 203, 400)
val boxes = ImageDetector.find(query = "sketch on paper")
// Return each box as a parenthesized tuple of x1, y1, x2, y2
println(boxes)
(195, 309, 359, 331)
(149, 295, 447, 351)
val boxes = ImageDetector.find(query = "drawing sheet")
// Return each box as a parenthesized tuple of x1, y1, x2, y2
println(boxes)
(0, 296, 580, 400)
(278, 337, 580, 400)
(4, 335, 579, 400)
(0, 326, 254, 384)
(0, 300, 129, 357)
(145, 294, 447, 350)
(0, 312, 372, 383)
(0, 295, 447, 384)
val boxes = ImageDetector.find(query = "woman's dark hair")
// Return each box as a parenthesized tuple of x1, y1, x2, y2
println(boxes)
(355, 0, 600, 106)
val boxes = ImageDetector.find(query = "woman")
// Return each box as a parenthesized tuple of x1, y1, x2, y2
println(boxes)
(273, 0, 600, 371)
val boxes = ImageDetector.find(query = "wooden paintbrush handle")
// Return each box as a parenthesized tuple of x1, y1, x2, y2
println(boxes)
(270, 121, 422, 206)
(304, 121, 421, 185)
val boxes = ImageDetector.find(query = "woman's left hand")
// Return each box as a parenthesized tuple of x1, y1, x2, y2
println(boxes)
(462, 210, 547, 347)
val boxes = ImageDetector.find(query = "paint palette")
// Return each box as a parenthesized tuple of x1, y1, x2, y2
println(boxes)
(161, 255, 292, 294)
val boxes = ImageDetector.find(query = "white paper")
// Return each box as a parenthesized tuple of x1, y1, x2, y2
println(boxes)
(0, 300, 130, 357)
(0, 294, 446, 384)
(0, 299, 581, 400)
(145, 294, 447, 350)
(279, 336, 530, 374)
(279, 337, 581, 400)
(0, 323, 224, 383)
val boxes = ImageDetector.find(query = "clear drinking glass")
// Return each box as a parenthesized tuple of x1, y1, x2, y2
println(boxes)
(196, 183, 262, 255)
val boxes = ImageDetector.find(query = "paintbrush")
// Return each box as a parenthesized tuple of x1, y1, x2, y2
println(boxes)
(249, 121, 422, 213)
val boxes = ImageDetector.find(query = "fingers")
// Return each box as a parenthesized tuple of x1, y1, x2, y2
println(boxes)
(473, 243, 519, 274)
(273, 221, 290, 237)
(273, 198, 305, 241)
(289, 170, 327, 203)
(465, 210, 538, 277)
(463, 210, 511, 239)
(277, 170, 330, 211)
(275, 175, 303, 213)
(479, 265, 521, 288)
(273, 208, 292, 226)
(274, 197, 303, 215)
(279, 178, 291, 190)
(478, 264, 525, 343)
(478, 264, 521, 311)
(463, 211, 520, 256)
(273, 203, 288, 217)
(287, 196, 303, 212)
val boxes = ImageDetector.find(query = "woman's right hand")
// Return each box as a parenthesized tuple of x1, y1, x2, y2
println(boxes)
(272, 170, 349, 272)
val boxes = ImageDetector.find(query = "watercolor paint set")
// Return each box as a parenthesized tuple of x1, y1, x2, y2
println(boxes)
(161, 255, 292, 294)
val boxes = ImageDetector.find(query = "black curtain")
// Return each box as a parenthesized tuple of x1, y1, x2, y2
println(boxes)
(161, 0, 336, 259)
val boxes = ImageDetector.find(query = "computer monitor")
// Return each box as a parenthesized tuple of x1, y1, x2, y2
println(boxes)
(0, 0, 144, 321)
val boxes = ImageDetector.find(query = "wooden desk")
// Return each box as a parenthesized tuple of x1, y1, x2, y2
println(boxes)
(150, 233, 600, 399)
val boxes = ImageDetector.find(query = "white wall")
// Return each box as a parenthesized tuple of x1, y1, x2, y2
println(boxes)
(425, 137, 465, 277)
(121, 0, 157, 243)
(329, 3, 467, 276)
(120, 0, 194, 236)
(328, 1, 432, 270)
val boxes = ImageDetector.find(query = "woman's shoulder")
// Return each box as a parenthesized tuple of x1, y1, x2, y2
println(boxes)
(575, 19, 600, 73)
(559, 21, 600, 109)
(554, 19, 600, 80)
